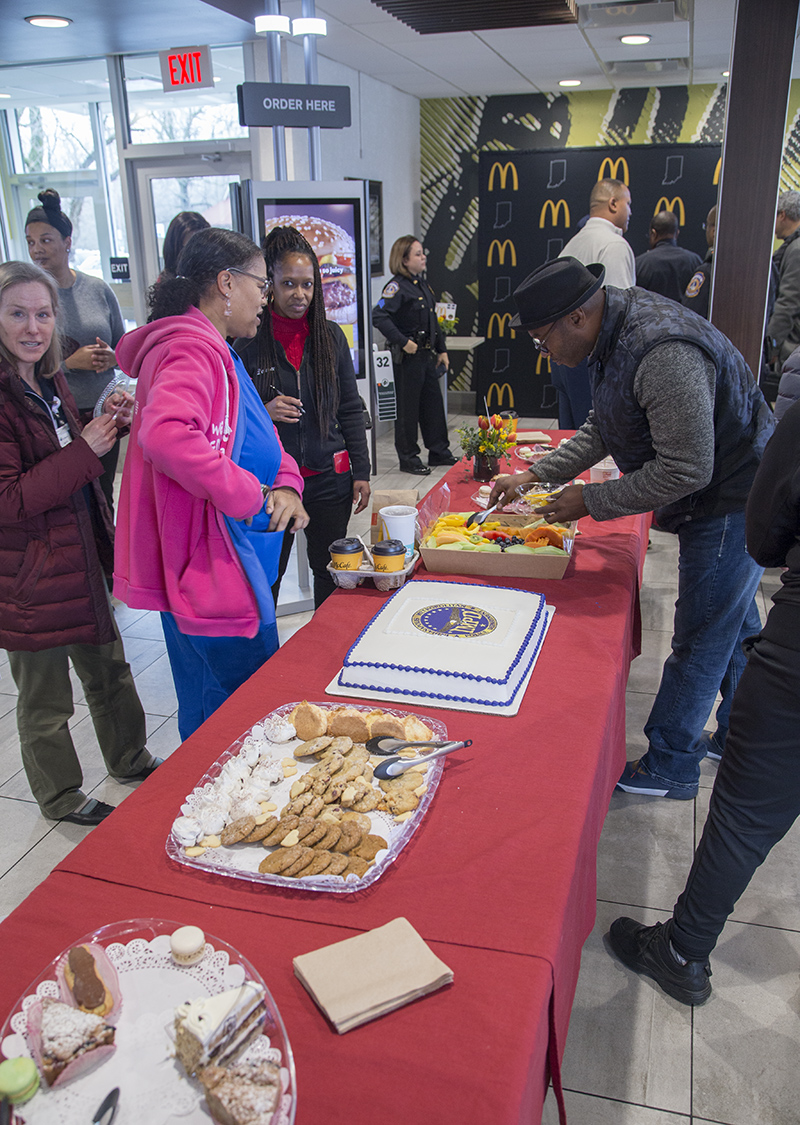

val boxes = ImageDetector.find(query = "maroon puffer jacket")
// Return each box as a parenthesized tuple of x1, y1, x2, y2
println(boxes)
(0, 359, 116, 651)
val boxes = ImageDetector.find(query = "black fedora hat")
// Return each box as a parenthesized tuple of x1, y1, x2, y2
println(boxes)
(509, 257, 605, 330)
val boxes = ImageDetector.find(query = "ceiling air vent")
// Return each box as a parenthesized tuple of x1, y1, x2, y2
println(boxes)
(606, 56, 690, 77)
(369, 0, 578, 34)
(580, 0, 691, 30)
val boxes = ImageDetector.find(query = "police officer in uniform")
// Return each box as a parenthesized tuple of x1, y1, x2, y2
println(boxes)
(372, 235, 456, 474)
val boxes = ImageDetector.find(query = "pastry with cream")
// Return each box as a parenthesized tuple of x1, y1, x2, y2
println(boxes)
(174, 981, 266, 1077)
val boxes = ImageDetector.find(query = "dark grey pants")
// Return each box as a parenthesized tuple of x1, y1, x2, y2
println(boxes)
(8, 614, 148, 818)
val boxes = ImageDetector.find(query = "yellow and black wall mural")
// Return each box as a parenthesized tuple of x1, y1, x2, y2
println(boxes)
(420, 82, 800, 412)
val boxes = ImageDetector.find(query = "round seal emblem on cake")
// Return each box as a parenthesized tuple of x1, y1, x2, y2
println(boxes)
(411, 603, 497, 638)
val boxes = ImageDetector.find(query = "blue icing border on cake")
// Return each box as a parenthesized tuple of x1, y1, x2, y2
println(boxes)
(339, 579, 547, 706)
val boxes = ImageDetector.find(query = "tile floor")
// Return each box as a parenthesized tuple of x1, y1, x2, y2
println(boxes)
(1, 415, 797, 1125)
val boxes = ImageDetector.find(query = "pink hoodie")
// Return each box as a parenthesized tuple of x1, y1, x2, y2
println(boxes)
(113, 307, 302, 637)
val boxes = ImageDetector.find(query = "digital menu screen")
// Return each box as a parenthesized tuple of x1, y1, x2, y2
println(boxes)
(257, 198, 365, 376)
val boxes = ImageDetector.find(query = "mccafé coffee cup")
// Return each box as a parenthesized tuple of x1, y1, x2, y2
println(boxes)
(329, 538, 363, 571)
(371, 539, 406, 573)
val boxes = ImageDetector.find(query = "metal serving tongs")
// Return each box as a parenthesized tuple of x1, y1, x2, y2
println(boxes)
(467, 482, 563, 527)
(371, 739, 472, 781)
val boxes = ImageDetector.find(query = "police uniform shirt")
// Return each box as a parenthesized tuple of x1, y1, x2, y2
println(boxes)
(372, 273, 445, 352)
(635, 241, 703, 304)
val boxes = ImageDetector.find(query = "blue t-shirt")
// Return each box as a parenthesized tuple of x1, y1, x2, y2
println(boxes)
(223, 346, 285, 624)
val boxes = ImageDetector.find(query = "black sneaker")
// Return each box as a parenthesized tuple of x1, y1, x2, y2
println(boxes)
(399, 460, 432, 475)
(607, 917, 712, 1006)
(120, 756, 164, 783)
(60, 799, 116, 827)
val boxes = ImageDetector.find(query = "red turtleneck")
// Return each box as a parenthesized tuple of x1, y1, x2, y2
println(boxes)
(272, 310, 309, 372)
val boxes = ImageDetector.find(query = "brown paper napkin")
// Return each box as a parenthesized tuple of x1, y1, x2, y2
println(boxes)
(293, 917, 454, 1033)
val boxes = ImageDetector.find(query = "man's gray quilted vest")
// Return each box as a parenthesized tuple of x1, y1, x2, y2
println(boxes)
(589, 286, 775, 530)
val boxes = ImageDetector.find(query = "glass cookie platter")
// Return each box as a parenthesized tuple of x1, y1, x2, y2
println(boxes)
(0, 918, 295, 1125)
(166, 701, 447, 895)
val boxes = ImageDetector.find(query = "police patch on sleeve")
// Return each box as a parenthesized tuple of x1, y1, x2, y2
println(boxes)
(685, 271, 705, 298)
(381, 281, 399, 298)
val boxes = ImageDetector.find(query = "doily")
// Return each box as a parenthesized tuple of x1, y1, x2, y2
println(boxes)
(2, 933, 292, 1124)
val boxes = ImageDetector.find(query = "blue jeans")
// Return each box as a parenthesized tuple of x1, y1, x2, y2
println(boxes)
(641, 510, 763, 792)
(161, 614, 279, 741)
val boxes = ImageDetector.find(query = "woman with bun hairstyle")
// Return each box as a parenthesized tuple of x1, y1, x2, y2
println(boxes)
(25, 189, 126, 511)
(0, 260, 157, 827)
(160, 210, 210, 281)
(236, 224, 371, 609)
(114, 227, 308, 739)
(372, 235, 455, 475)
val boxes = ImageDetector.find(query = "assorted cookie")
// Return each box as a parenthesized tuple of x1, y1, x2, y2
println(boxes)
(177, 705, 437, 883)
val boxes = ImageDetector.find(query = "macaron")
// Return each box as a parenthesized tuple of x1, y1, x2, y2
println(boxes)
(0, 1057, 40, 1104)
(170, 925, 206, 966)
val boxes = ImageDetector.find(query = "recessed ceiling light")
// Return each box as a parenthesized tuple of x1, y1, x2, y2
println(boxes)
(25, 14, 72, 28)
(559, 79, 581, 88)
(722, 70, 730, 77)
(0, 93, 10, 99)
(620, 34, 650, 46)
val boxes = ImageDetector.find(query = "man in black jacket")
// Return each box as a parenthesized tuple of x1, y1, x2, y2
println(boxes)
(608, 401, 800, 1005)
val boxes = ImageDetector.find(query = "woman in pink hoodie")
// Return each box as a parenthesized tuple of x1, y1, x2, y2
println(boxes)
(114, 228, 307, 738)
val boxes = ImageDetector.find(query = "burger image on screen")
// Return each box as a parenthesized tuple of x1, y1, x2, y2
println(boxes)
(263, 214, 358, 324)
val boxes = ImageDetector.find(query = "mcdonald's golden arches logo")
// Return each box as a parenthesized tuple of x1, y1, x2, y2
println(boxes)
(487, 239, 517, 267)
(654, 196, 686, 225)
(713, 158, 721, 185)
(487, 312, 516, 339)
(598, 156, 629, 185)
(487, 382, 515, 410)
(488, 161, 519, 191)
(535, 354, 551, 375)
(539, 199, 570, 228)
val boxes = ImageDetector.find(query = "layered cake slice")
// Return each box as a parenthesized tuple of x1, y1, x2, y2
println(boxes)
(28, 996, 115, 1086)
(201, 1059, 281, 1125)
(174, 981, 266, 1077)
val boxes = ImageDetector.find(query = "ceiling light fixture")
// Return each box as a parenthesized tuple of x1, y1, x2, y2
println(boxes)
(722, 70, 730, 77)
(25, 14, 72, 28)
(559, 79, 581, 87)
(254, 14, 290, 34)
(0, 93, 10, 99)
(292, 17, 327, 36)
(620, 34, 650, 45)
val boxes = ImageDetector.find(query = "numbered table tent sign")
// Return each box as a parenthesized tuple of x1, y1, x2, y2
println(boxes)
(373, 347, 397, 422)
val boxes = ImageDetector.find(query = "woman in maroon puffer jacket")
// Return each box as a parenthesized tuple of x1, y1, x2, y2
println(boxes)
(0, 261, 160, 826)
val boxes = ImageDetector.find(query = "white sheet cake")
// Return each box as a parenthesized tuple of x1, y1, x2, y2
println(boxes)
(335, 579, 550, 710)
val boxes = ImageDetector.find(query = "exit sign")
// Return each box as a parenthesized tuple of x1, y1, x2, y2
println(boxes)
(158, 45, 214, 92)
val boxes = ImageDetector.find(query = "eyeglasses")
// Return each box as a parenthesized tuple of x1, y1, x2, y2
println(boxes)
(226, 266, 269, 294)
(530, 316, 562, 355)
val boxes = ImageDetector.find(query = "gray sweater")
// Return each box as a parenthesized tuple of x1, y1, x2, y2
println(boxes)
(533, 341, 716, 522)
(60, 269, 125, 409)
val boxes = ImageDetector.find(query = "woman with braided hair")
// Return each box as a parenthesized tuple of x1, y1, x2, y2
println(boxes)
(114, 227, 307, 738)
(236, 224, 370, 609)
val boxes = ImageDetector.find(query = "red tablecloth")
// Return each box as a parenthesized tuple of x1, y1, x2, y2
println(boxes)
(0, 454, 650, 1125)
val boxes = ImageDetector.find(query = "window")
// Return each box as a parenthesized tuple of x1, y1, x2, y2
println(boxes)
(124, 46, 247, 145)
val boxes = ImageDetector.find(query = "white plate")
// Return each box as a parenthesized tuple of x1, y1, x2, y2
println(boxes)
(0, 918, 295, 1125)
(167, 702, 447, 895)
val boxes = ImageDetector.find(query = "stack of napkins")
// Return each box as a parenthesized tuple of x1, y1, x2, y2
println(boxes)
(293, 917, 454, 1034)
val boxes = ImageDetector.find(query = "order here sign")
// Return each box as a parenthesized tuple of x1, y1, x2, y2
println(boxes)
(158, 45, 215, 91)
(237, 82, 351, 129)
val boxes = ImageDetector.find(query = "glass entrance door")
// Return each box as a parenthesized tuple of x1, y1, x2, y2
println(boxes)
(131, 151, 252, 322)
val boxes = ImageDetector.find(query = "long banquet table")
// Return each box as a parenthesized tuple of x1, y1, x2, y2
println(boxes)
(0, 451, 650, 1125)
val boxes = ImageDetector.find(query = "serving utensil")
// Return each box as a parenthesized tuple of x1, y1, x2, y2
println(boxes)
(92, 1086, 120, 1125)
(372, 740, 472, 780)
(467, 484, 564, 528)
(366, 736, 463, 756)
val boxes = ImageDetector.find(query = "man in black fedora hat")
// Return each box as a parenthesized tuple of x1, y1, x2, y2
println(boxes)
(490, 256, 775, 799)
